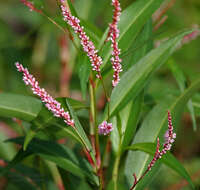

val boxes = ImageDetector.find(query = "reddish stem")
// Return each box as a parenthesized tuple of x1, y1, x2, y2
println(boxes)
(153, 15, 168, 32)
(59, 35, 72, 97)
(83, 148, 95, 168)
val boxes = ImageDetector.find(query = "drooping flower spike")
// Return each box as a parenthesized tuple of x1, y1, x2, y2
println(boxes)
(107, 0, 122, 87)
(60, 0, 103, 78)
(98, 121, 113, 135)
(15, 63, 74, 127)
(130, 111, 176, 190)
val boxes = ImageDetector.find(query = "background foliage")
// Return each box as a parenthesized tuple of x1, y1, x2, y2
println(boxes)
(0, 0, 200, 190)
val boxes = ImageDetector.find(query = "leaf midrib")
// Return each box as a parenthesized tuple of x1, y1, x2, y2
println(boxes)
(0, 105, 38, 119)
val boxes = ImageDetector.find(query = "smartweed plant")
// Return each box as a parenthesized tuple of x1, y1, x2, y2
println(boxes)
(0, 0, 199, 190)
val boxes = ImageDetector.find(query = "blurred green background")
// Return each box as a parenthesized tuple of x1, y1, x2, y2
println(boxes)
(0, 0, 200, 189)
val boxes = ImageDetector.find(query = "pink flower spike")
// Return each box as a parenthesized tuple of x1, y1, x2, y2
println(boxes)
(98, 121, 113, 135)
(147, 111, 176, 171)
(21, 0, 42, 13)
(15, 62, 74, 127)
(130, 111, 176, 189)
(60, 0, 103, 78)
(107, 0, 122, 87)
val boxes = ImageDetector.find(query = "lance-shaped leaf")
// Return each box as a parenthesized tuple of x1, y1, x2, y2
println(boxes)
(24, 97, 88, 150)
(120, 94, 144, 151)
(109, 30, 192, 117)
(66, 99, 96, 165)
(119, 20, 153, 152)
(0, 93, 42, 121)
(110, 88, 144, 155)
(122, 19, 153, 72)
(167, 59, 197, 131)
(4, 137, 99, 185)
(0, 93, 88, 150)
(99, 0, 163, 69)
(126, 143, 194, 188)
(125, 77, 200, 189)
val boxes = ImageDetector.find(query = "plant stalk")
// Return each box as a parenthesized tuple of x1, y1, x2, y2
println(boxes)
(89, 76, 103, 190)
(112, 153, 121, 190)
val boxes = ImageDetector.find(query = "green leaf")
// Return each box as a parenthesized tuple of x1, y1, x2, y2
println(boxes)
(99, 0, 163, 69)
(7, 171, 38, 190)
(110, 94, 143, 154)
(0, 93, 42, 121)
(48, 122, 83, 144)
(122, 19, 153, 72)
(14, 164, 42, 187)
(118, 0, 162, 51)
(0, 148, 32, 176)
(120, 94, 144, 152)
(119, 20, 153, 152)
(39, 154, 85, 178)
(66, 100, 96, 164)
(5, 137, 99, 185)
(23, 129, 36, 151)
(0, 132, 16, 160)
(77, 55, 90, 99)
(167, 59, 197, 131)
(76, 180, 93, 190)
(65, 97, 89, 110)
(110, 116, 119, 154)
(126, 143, 194, 188)
(106, 180, 126, 190)
(24, 97, 87, 150)
(109, 31, 192, 117)
(125, 77, 200, 189)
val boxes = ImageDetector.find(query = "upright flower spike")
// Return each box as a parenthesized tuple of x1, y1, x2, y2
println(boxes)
(130, 111, 176, 190)
(15, 63, 74, 127)
(98, 121, 113, 135)
(107, 0, 122, 87)
(60, 0, 103, 78)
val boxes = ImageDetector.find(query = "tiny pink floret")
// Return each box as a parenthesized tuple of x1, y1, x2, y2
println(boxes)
(21, 0, 42, 13)
(131, 111, 177, 190)
(98, 121, 113, 135)
(60, 0, 103, 78)
(107, 0, 122, 87)
(15, 62, 74, 127)
(147, 111, 176, 170)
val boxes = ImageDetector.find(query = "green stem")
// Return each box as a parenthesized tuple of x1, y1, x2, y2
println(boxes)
(112, 122, 122, 190)
(89, 77, 100, 156)
(101, 136, 111, 168)
(89, 76, 102, 188)
(89, 77, 96, 138)
(112, 153, 121, 190)
(45, 160, 65, 190)
(100, 77, 110, 121)
(38, 157, 47, 190)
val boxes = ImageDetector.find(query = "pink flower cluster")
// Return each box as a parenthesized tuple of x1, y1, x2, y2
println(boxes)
(130, 111, 176, 190)
(15, 63, 74, 127)
(60, 0, 103, 78)
(155, 25, 200, 49)
(147, 111, 176, 170)
(98, 121, 113, 135)
(107, 0, 122, 87)
(21, 0, 42, 13)
(182, 29, 200, 45)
